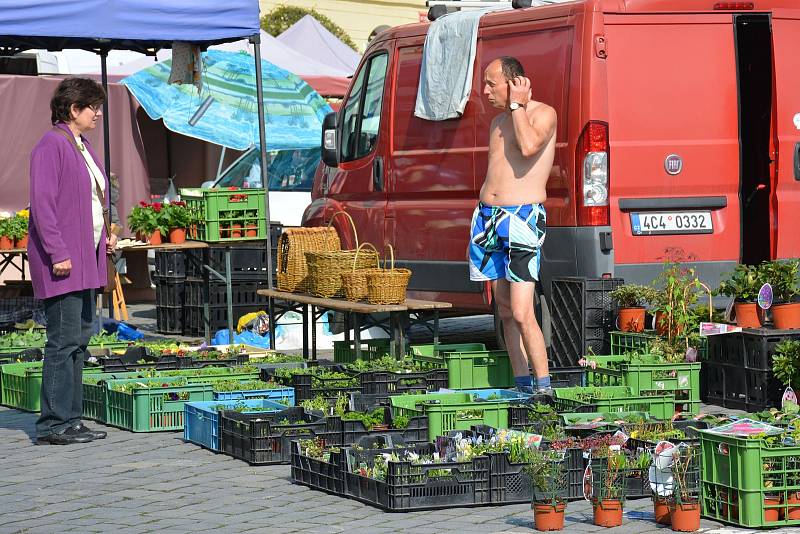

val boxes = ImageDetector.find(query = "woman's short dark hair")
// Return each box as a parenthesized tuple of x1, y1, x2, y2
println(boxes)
(497, 56, 525, 81)
(50, 77, 106, 124)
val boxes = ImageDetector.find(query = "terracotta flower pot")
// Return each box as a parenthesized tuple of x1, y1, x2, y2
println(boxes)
(533, 502, 565, 531)
(618, 307, 646, 332)
(786, 490, 800, 520)
(670, 502, 700, 532)
(231, 223, 243, 239)
(246, 225, 258, 237)
(772, 302, 800, 330)
(593, 499, 623, 527)
(734, 301, 763, 328)
(14, 235, 28, 249)
(655, 311, 683, 337)
(148, 230, 162, 245)
(0, 236, 13, 250)
(653, 497, 672, 525)
(764, 495, 781, 522)
(169, 228, 187, 245)
(189, 223, 198, 239)
(719, 490, 739, 522)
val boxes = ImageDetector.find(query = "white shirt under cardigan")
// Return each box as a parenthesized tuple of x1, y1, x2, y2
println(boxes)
(75, 135, 105, 248)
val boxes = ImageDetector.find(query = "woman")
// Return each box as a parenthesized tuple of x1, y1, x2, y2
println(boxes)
(30, 78, 116, 445)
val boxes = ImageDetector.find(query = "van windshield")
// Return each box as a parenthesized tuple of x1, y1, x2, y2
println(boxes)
(213, 147, 320, 191)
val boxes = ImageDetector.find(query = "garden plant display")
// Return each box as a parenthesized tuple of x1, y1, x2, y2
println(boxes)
(524, 448, 569, 531)
(609, 284, 655, 332)
(759, 259, 800, 329)
(161, 201, 193, 244)
(716, 263, 766, 328)
(128, 201, 166, 243)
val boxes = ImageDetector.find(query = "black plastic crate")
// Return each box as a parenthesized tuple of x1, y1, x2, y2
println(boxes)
(358, 369, 448, 397)
(156, 305, 183, 335)
(589, 456, 653, 500)
(342, 442, 491, 511)
(550, 367, 587, 387)
(550, 277, 623, 367)
(290, 440, 346, 496)
(0, 296, 43, 325)
(97, 346, 181, 372)
(184, 279, 267, 308)
(185, 243, 274, 281)
(178, 351, 249, 369)
(329, 413, 429, 446)
(183, 304, 266, 337)
(486, 447, 585, 504)
(262, 367, 360, 403)
(707, 329, 800, 369)
(220, 407, 339, 465)
(703, 360, 783, 411)
(624, 420, 709, 451)
(153, 249, 189, 279)
(155, 279, 185, 307)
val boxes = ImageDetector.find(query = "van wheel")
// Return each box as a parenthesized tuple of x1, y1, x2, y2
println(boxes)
(492, 287, 552, 352)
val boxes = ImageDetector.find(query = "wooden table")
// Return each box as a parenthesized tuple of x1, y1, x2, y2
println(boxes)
(258, 288, 452, 360)
(0, 248, 27, 279)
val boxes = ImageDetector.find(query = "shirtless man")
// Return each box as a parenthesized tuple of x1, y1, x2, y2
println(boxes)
(468, 56, 557, 394)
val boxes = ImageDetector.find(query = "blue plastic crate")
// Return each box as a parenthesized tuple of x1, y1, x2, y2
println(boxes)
(438, 388, 528, 402)
(184, 399, 285, 451)
(212, 386, 295, 406)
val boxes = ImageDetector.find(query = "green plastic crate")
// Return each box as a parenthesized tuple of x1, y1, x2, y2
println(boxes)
(409, 343, 487, 360)
(390, 392, 511, 440)
(181, 187, 266, 242)
(552, 386, 678, 420)
(585, 354, 701, 408)
(1, 362, 98, 412)
(700, 431, 800, 528)
(610, 331, 709, 360)
(413, 350, 513, 389)
(333, 339, 392, 364)
(105, 378, 214, 432)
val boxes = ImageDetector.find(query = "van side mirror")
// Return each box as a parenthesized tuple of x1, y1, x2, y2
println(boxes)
(321, 112, 338, 167)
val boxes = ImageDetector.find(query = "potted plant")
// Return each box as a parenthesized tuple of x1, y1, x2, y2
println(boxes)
(760, 260, 800, 329)
(245, 209, 259, 237)
(716, 264, 765, 328)
(651, 263, 704, 338)
(592, 450, 625, 527)
(127, 201, 162, 244)
(11, 210, 29, 248)
(773, 339, 800, 390)
(610, 284, 653, 332)
(525, 448, 568, 531)
(163, 201, 192, 244)
(669, 445, 700, 532)
(0, 216, 12, 250)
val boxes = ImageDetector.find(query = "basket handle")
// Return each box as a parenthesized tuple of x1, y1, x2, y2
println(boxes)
(351, 242, 379, 272)
(327, 211, 359, 249)
(382, 243, 395, 270)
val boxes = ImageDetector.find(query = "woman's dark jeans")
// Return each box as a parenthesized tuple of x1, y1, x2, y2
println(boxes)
(35, 289, 95, 437)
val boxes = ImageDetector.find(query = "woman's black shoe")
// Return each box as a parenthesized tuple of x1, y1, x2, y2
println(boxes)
(72, 423, 107, 440)
(36, 426, 93, 445)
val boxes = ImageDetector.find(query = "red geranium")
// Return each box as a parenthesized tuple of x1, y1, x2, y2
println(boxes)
(152, 202, 162, 213)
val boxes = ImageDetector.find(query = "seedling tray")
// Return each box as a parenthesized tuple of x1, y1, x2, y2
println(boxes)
(183, 399, 285, 451)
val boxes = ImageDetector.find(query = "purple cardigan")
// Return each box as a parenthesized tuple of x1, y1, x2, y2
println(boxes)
(28, 123, 108, 300)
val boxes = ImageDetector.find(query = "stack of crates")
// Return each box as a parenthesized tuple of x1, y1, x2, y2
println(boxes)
(153, 249, 189, 335)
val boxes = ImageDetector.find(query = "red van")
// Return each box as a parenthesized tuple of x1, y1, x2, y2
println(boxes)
(302, 0, 800, 335)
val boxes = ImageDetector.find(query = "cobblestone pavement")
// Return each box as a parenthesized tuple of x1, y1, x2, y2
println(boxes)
(0, 405, 785, 534)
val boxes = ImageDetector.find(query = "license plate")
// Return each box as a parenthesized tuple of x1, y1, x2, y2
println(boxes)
(630, 211, 713, 235)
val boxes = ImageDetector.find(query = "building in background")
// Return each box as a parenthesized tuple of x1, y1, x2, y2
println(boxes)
(259, 0, 428, 51)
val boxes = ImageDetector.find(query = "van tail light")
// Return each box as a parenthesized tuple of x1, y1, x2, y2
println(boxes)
(576, 121, 609, 226)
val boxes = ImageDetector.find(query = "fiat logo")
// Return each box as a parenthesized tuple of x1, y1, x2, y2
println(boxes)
(665, 154, 683, 175)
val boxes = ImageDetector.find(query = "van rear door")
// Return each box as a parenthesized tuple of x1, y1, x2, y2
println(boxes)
(771, 9, 800, 259)
(604, 14, 740, 282)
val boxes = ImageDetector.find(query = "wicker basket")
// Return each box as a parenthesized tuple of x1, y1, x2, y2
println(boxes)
(305, 211, 379, 298)
(365, 244, 412, 305)
(341, 243, 380, 302)
(276, 227, 340, 292)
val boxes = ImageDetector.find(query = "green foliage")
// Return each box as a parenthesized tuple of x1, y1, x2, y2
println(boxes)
(346, 356, 427, 373)
(0, 214, 28, 239)
(716, 263, 765, 302)
(773, 339, 800, 388)
(760, 259, 800, 303)
(88, 332, 121, 346)
(0, 327, 47, 348)
(162, 201, 193, 230)
(650, 262, 705, 340)
(127, 202, 161, 235)
(609, 284, 654, 308)
(261, 5, 359, 51)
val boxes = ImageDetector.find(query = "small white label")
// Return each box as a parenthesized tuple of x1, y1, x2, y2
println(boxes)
(794, 113, 800, 130)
